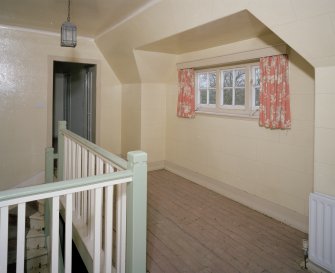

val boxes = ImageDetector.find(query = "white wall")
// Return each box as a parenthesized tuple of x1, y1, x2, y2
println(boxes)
(0, 27, 121, 190)
(95, 0, 335, 205)
(141, 83, 166, 166)
(133, 50, 176, 166)
(315, 67, 335, 196)
(121, 84, 142, 157)
(165, 38, 315, 218)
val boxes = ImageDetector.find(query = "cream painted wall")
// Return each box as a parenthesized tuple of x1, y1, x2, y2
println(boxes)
(165, 38, 315, 217)
(0, 0, 332, 221)
(134, 50, 177, 84)
(314, 67, 335, 197)
(0, 27, 121, 190)
(94, 0, 335, 203)
(140, 84, 166, 164)
(133, 50, 176, 164)
(120, 83, 167, 164)
(121, 84, 141, 157)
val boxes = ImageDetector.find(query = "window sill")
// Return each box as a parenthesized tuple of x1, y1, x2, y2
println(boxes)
(195, 109, 259, 120)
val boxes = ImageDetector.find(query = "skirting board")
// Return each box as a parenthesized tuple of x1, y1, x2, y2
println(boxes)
(15, 171, 45, 188)
(148, 160, 165, 171)
(307, 260, 332, 273)
(164, 160, 308, 233)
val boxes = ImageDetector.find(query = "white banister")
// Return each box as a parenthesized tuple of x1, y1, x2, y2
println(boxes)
(65, 194, 73, 273)
(16, 203, 26, 273)
(75, 144, 82, 218)
(104, 185, 114, 273)
(71, 141, 75, 180)
(93, 188, 102, 273)
(0, 173, 133, 273)
(64, 136, 69, 180)
(82, 147, 88, 226)
(51, 196, 60, 273)
(120, 184, 127, 273)
(0, 120, 147, 273)
(116, 184, 127, 273)
(97, 158, 104, 175)
(0, 206, 8, 273)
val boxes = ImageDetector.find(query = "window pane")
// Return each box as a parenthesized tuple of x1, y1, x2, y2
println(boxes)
(223, 71, 233, 87)
(209, 72, 216, 88)
(223, 89, 232, 105)
(200, 89, 207, 104)
(255, 87, 260, 106)
(235, 69, 245, 87)
(209, 89, 216, 104)
(235, 88, 245, 105)
(199, 73, 207, 89)
(254, 67, 260, 86)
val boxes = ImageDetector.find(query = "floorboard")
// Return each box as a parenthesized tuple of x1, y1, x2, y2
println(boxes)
(147, 170, 308, 273)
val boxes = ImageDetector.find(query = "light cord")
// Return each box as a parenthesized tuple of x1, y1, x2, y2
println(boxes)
(67, 0, 71, 22)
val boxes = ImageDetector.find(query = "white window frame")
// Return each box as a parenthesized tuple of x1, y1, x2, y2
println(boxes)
(220, 67, 247, 110)
(195, 62, 259, 118)
(196, 69, 217, 108)
(251, 65, 260, 110)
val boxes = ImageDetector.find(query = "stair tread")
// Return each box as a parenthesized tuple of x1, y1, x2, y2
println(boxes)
(26, 229, 45, 238)
(30, 212, 44, 220)
(27, 229, 45, 238)
(26, 247, 48, 260)
(28, 265, 49, 273)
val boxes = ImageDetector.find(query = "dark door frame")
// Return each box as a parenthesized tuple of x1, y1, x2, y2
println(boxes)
(47, 56, 101, 148)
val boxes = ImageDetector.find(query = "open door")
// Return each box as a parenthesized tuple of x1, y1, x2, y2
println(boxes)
(53, 61, 96, 150)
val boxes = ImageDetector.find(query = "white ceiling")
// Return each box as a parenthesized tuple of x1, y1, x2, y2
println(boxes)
(0, 0, 157, 37)
(139, 10, 272, 54)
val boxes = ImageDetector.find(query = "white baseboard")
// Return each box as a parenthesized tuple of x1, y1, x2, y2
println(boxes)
(15, 171, 45, 188)
(148, 160, 165, 171)
(164, 161, 308, 233)
(307, 260, 332, 273)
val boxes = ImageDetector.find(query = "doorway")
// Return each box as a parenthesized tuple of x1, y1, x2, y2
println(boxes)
(52, 61, 97, 150)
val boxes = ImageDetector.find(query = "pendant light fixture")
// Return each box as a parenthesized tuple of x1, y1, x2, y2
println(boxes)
(60, 0, 77, 47)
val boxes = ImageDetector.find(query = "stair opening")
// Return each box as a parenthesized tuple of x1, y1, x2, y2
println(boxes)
(59, 215, 88, 273)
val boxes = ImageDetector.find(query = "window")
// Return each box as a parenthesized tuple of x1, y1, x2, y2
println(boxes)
(195, 62, 260, 117)
(197, 71, 216, 106)
(252, 65, 260, 109)
(221, 68, 246, 108)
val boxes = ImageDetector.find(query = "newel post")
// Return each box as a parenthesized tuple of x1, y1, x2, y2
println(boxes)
(44, 147, 54, 238)
(45, 147, 54, 184)
(126, 151, 147, 273)
(57, 120, 67, 181)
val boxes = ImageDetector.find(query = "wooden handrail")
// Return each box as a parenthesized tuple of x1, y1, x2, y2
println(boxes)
(0, 171, 132, 207)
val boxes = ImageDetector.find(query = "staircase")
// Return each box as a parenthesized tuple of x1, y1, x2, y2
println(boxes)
(8, 200, 48, 273)
(0, 121, 147, 273)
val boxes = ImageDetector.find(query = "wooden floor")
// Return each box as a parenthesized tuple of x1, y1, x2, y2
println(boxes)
(147, 170, 308, 273)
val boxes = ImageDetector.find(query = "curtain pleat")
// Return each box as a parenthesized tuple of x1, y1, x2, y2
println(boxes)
(259, 55, 291, 129)
(177, 69, 195, 118)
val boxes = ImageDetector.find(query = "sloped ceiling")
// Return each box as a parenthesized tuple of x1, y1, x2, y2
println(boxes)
(0, 0, 157, 37)
(2, 0, 335, 83)
(95, 7, 280, 83)
(138, 10, 271, 54)
(95, 0, 335, 83)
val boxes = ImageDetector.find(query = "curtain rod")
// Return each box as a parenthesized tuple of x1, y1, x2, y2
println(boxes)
(176, 43, 287, 69)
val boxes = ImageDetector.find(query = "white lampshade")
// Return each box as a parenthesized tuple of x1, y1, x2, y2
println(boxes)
(61, 21, 77, 47)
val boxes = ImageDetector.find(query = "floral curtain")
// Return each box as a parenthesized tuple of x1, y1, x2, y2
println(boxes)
(177, 68, 195, 118)
(259, 54, 291, 129)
